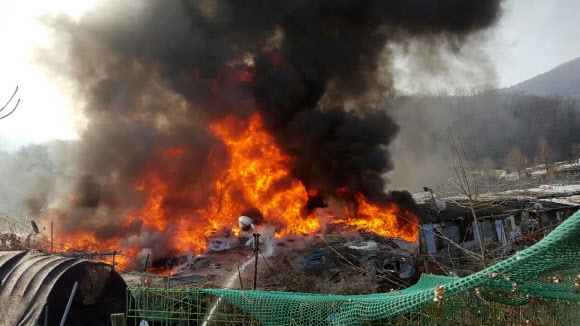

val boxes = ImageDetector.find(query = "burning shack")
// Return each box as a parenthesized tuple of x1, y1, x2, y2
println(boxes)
(0, 0, 503, 289)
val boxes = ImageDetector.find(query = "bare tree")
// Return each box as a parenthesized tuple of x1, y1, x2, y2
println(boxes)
(504, 146, 527, 178)
(478, 156, 495, 171)
(447, 128, 486, 267)
(1, 86, 20, 119)
(534, 137, 557, 178)
(478, 156, 496, 184)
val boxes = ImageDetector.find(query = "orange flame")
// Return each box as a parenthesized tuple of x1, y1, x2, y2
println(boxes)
(207, 113, 318, 236)
(53, 111, 418, 270)
(345, 194, 418, 242)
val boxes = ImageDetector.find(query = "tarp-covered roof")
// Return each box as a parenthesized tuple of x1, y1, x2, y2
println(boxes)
(416, 198, 580, 223)
(0, 250, 126, 326)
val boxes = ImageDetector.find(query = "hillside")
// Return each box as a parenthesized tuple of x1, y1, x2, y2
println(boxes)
(506, 57, 580, 99)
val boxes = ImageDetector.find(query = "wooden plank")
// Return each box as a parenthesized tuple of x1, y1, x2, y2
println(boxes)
(110, 313, 126, 326)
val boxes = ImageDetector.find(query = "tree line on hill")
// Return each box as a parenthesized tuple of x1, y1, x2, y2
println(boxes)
(388, 89, 580, 181)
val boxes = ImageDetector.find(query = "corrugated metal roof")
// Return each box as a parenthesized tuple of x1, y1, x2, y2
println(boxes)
(0, 250, 123, 326)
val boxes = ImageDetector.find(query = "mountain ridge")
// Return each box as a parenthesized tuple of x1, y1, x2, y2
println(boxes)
(505, 57, 580, 99)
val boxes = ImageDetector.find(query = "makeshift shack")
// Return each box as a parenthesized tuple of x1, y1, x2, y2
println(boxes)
(0, 250, 126, 326)
(415, 197, 579, 271)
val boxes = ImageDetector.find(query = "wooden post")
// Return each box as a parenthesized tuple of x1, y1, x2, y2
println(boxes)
(50, 221, 54, 253)
(110, 313, 126, 326)
(165, 268, 171, 326)
(253, 232, 259, 290)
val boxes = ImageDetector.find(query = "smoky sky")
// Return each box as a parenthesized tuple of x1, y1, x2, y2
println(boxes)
(44, 0, 503, 214)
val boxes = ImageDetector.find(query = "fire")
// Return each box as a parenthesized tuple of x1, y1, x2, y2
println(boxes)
(207, 113, 318, 236)
(344, 194, 418, 242)
(52, 112, 418, 270)
(53, 229, 133, 269)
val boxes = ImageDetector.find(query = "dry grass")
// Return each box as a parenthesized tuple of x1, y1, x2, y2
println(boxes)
(258, 265, 378, 295)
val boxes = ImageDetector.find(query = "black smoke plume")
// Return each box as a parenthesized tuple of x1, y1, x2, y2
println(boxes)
(42, 0, 502, 242)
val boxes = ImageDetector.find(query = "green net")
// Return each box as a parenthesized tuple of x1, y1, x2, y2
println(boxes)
(128, 210, 580, 325)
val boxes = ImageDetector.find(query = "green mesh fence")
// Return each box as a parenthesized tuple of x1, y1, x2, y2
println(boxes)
(126, 287, 257, 325)
(127, 210, 580, 325)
